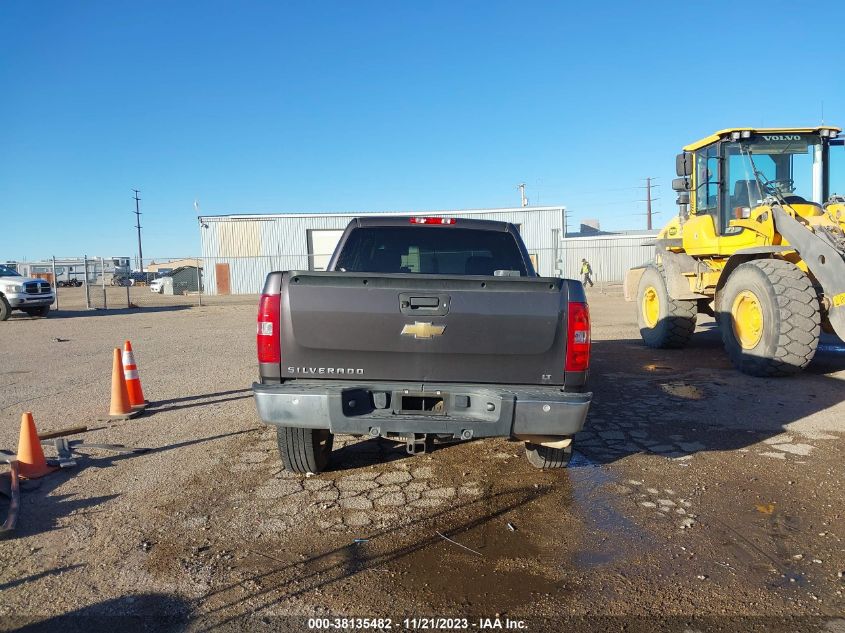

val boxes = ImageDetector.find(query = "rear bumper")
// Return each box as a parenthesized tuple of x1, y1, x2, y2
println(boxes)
(253, 380, 591, 439)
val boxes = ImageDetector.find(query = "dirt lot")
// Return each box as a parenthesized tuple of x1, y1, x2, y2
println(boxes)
(1, 290, 844, 632)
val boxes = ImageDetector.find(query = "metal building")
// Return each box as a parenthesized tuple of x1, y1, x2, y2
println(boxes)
(198, 207, 567, 295)
(558, 232, 658, 283)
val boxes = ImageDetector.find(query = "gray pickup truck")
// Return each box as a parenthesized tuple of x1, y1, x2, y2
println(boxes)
(253, 216, 591, 473)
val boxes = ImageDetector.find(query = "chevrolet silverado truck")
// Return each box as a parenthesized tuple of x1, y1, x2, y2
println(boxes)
(253, 216, 592, 473)
(0, 264, 54, 321)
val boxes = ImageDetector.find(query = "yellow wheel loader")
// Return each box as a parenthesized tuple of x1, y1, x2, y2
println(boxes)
(625, 126, 845, 376)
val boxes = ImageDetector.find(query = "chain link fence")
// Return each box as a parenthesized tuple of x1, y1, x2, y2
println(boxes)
(3, 239, 654, 314)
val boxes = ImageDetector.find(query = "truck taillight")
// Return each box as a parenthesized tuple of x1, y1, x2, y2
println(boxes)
(565, 302, 590, 372)
(257, 293, 281, 364)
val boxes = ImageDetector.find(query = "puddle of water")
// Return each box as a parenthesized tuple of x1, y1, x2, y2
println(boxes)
(568, 452, 655, 568)
(378, 485, 567, 614)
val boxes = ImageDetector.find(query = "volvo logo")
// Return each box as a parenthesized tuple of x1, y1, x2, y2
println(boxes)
(401, 322, 446, 339)
(762, 135, 801, 141)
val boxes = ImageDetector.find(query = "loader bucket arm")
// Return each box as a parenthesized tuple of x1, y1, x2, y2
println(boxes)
(773, 205, 845, 339)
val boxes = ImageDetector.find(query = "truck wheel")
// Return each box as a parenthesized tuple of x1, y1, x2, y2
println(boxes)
(0, 295, 10, 321)
(23, 306, 50, 318)
(718, 259, 820, 377)
(276, 426, 334, 473)
(636, 266, 697, 348)
(524, 442, 573, 469)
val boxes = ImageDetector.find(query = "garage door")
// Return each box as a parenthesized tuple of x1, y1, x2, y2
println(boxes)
(307, 230, 345, 271)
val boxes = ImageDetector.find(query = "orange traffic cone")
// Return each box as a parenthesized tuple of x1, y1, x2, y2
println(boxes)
(122, 340, 147, 410)
(17, 412, 56, 479)
(98, 348, 141, 421)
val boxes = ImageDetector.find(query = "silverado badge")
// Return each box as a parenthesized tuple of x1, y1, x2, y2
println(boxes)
(401, 322, 446, 339)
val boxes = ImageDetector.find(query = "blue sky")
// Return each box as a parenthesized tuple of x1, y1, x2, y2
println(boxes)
(2, 1, 844, 260)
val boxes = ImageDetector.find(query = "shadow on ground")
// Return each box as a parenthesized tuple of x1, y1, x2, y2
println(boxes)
(10, 592, 191, 633)
(192, 483, 567, 627)
(578, 324, 845, 465)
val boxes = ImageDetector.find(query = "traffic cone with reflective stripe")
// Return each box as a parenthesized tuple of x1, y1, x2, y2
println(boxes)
(17, 412, 56, 479)
(98, 348, 141, 421)
(122, 340, 147, 410)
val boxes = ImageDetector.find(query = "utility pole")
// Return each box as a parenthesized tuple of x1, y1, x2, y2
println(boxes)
(133, 189, 144, 273)
(517, 183, 528, 207)
(638, 178, 660, 230)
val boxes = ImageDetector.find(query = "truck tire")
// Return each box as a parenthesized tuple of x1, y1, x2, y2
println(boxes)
(636, 266, 697, 348)
(276, 426, 334, 473)
(0, 295, 10, 321)
(524, 441, 573, 469)
(23, 306, 50, 318)
(718, 259, 820, 377)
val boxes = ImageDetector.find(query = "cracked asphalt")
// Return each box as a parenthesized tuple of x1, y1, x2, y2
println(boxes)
(1, 289, 844, 632)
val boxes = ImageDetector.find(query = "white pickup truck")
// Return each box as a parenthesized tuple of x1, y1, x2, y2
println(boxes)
(0, 264, 55, 321)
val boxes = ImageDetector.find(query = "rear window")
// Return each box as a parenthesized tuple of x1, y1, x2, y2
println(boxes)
(334, 227, 528, 276)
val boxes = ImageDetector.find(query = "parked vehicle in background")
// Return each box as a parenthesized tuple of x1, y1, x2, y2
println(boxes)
(149, 276, 166, 293)
(0, 264, 55, 320)
(253, 216, 592, 473)
(148, 267, 203, 295)
(57, 278, 82, 288)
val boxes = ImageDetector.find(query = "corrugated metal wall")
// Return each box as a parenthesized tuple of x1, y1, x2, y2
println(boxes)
(199, 207, 567, 294)
(558, 234, 658, 283)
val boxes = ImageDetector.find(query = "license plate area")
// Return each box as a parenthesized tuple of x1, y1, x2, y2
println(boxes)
(398, 393, 446, 415)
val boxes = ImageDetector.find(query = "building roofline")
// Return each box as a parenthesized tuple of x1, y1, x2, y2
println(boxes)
(198, 205, 566, 222)
(561, 231, 659, 241)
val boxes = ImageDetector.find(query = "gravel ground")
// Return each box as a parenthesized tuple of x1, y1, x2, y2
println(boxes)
(1, 290, 844, 632)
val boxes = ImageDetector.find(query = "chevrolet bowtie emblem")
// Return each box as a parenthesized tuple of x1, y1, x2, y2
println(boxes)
(401, 322, 446, 339)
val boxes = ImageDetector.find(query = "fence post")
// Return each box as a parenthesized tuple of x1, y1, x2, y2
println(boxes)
(126, 268, 131, 308)
(100, 257, 107, 309)
(196, 259, 203, 307)
(84, 255, 91, 309)
(51, 256, 59, 311)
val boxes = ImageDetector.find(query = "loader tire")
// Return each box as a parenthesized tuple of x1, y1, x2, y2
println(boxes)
(718, 259, 820, 377)
(276, 426, 334, 474)
(524, 441, 573, 469)
(636, 266, 697, 348)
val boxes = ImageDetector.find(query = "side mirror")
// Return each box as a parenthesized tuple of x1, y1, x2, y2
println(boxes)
(676, 192, 690, 205)
(672, 177, 690, 192)
(675, 152, 693, 177)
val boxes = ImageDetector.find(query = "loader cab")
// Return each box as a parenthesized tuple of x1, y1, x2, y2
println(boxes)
(830, 137, 845, 196)
(672, 127, 841, 254)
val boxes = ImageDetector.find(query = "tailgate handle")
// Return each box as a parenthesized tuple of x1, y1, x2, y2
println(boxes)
(399, 293, 450, 316)
(410, 297, 439, 308)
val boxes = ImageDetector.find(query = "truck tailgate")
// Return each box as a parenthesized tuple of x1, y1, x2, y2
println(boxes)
(277, 272, 571, 385)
